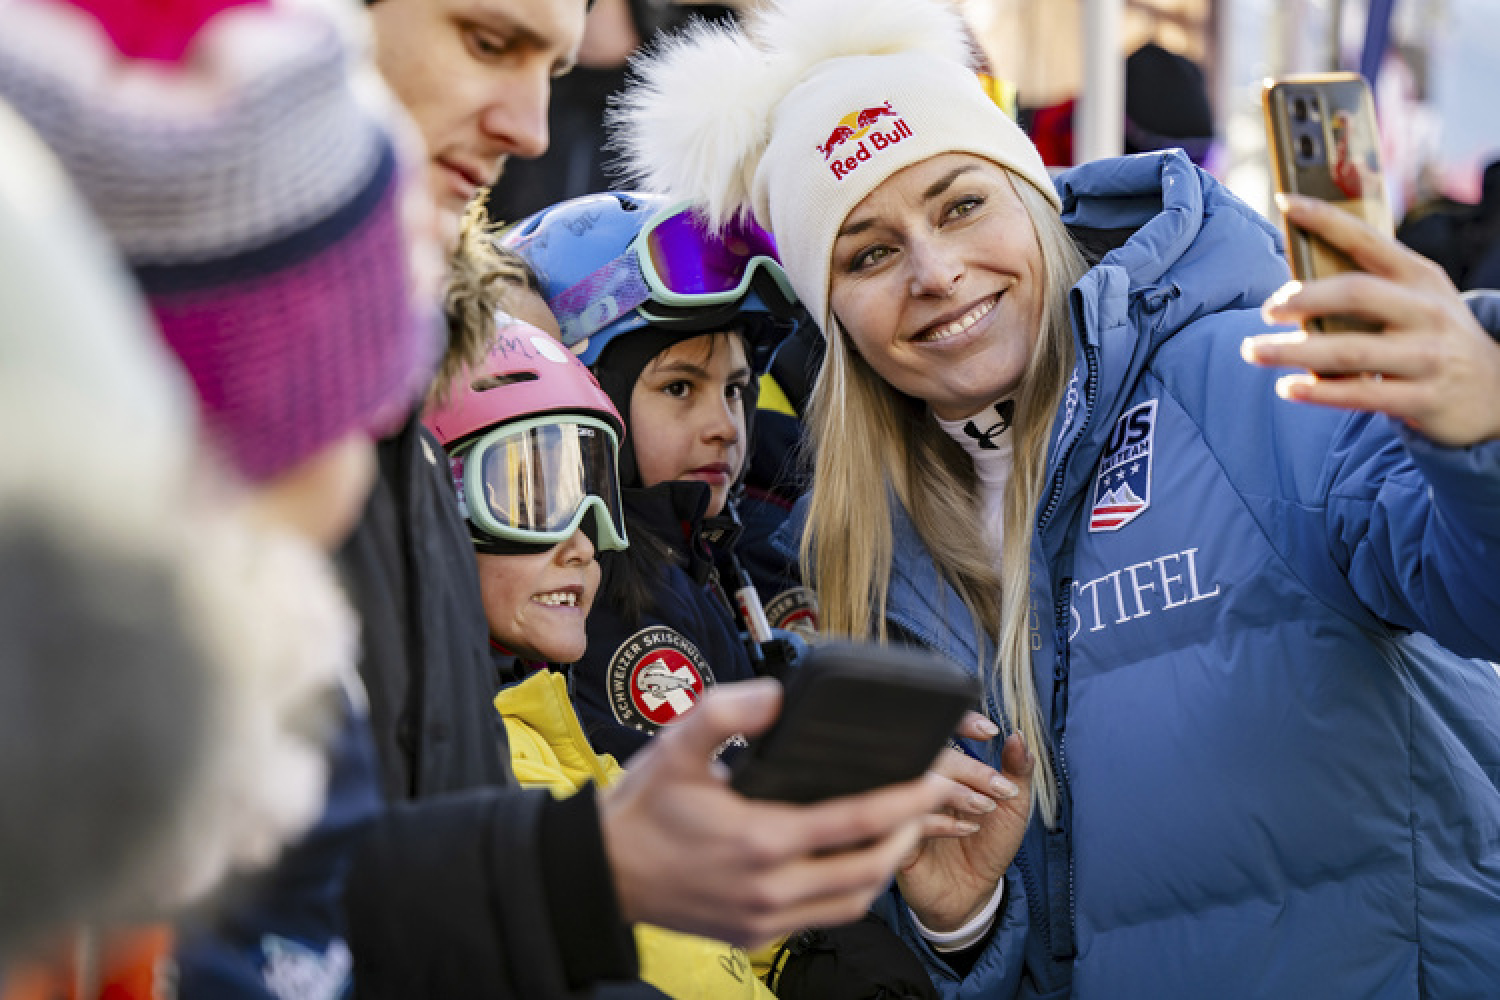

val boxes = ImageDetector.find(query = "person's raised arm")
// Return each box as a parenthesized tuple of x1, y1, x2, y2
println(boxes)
(1242, 192, 1500, 656)
(1242, 192, 1500, 448)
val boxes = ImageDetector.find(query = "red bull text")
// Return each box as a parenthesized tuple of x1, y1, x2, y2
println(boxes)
(816, 102, 914, 181)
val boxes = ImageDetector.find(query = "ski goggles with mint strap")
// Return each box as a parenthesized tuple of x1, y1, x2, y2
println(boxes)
(450, 415, 629, 553)
(524, 201, 800, 346)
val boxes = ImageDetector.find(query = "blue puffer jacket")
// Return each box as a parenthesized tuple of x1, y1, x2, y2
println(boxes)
(787, 150, 1500, 999)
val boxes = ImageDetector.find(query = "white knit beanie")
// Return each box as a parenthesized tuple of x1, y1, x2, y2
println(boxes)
(613, 0, 1058, 334)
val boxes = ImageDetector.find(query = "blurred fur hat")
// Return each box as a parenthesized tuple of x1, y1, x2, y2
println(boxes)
(0, 97, 351, 950)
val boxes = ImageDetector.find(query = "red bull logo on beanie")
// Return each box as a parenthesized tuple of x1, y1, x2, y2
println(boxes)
(815, 101, 913, 181)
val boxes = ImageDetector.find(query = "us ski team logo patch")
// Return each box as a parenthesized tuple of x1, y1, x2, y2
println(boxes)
(1089, 399, 1157, 532)
(608, 626, 716, 733)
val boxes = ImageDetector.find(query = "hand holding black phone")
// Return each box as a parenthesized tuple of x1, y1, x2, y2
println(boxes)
(730, 641, 981, 804)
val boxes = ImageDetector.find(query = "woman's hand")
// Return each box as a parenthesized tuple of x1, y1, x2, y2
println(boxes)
(897, 714, 1034, 933)
(599, 679, 947, 948)
(1241, 193, 1500, 447)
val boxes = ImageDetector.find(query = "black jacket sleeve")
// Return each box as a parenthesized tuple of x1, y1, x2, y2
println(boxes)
(343, 786, 638, 999)
(337, 417, 513, 801)
(339, 416, 644, 998)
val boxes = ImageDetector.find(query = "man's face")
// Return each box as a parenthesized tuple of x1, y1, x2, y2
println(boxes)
(371, 0, 586, 218)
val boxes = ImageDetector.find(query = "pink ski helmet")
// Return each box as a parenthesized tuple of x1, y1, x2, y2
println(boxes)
(424, 318, 628, 553)
(424, 317, 623, 447)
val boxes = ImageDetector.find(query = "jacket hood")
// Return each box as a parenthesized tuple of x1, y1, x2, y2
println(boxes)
(1057, 150, 1288, 353)
(1038, 151, 1292, 520)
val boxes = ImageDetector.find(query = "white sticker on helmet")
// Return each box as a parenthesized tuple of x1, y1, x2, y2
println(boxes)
(530, 335, 569, 364)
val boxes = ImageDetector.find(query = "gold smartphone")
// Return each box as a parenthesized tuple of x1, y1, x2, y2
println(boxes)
(1262, 73, 1393, 332)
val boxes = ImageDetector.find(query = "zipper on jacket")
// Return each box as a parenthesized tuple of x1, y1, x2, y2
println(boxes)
(1033, 331, 1098, 963)
(1039, 334, 1100, 534)
(1046, 578, 1077, 959)
(1013, 835, 1051, 956)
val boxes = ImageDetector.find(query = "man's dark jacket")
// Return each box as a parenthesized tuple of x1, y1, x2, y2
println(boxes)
(337, 416, 657, 999)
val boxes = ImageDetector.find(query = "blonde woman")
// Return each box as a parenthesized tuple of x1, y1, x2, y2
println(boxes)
(614, 0, 1500, 996)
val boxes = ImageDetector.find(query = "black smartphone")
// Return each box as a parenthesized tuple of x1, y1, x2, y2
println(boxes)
(1262, 72, 1393, 332)
(730, 640, 981, 804)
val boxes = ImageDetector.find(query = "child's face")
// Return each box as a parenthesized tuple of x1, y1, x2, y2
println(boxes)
(629, 332, 751, 517)
(475, 528, 599, 662)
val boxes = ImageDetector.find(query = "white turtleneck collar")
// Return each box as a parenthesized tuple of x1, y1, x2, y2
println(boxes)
(934, 399, 1015, 568)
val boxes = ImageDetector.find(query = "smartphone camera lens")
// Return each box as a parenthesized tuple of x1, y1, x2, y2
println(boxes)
(1293, 120, 1325, 167)
(1295, 130, 1326, 167)
(1292, 96, 1310, 122)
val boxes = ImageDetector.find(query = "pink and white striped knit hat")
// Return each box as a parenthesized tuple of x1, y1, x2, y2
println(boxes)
(0, 0, 437, 482)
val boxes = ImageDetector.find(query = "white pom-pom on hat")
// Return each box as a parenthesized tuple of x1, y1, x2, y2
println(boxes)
(610, 19, 788, 232)
(749, 0, 977, 75)
(615, 0, 978, 230)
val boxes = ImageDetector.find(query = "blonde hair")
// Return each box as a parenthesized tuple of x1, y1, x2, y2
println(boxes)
(800, 173, 1087, 826)
(430, 194, 535, 407)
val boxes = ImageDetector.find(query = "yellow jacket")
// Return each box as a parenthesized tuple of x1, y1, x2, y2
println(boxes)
(494, 670, 778, 999)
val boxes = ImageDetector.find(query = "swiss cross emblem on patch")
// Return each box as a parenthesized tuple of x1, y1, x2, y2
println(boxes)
(1088, 399, 1157, 532)
(608, 627, 716, 733)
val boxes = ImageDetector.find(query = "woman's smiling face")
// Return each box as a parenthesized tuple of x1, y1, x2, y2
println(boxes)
(828, 153, 1047, 420)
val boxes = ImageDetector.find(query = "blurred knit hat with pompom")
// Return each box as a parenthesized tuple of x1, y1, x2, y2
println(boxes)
(0, 0, 438, 482)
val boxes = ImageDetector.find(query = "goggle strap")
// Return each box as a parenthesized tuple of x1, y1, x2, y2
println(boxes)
(550, 250, 653, 346)
(448, 451, 472, 521)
